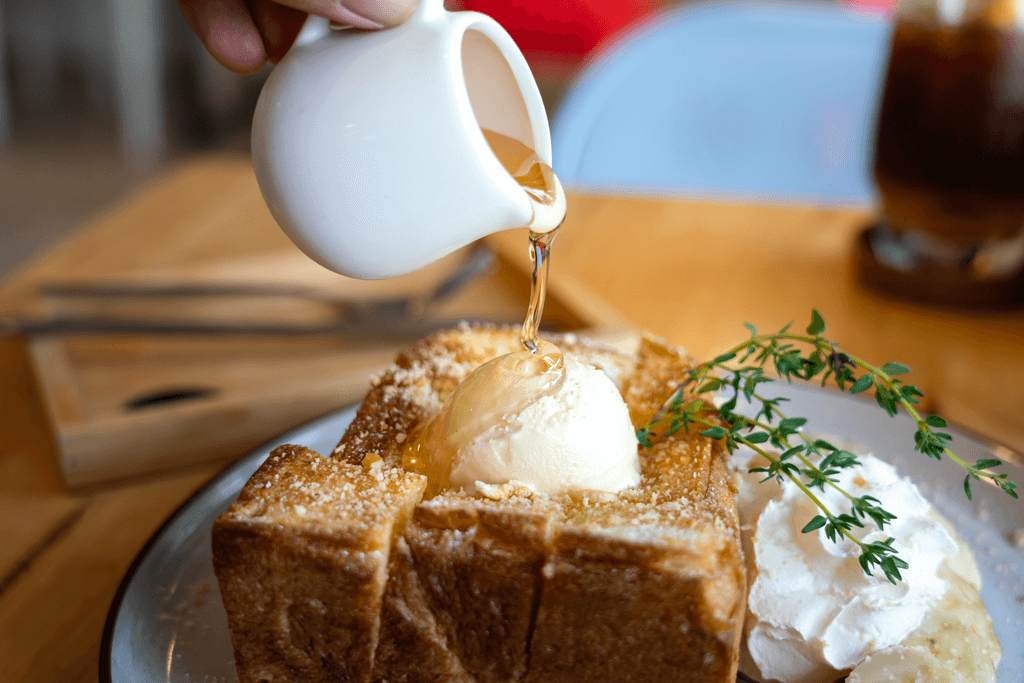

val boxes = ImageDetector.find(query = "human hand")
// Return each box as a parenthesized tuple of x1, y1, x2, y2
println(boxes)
(177, 0, 422, 74)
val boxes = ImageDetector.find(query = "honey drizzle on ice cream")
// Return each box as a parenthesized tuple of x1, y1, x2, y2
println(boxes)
(402, 129, 570, 493)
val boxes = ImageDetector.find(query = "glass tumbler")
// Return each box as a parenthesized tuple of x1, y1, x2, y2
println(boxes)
(858, 0, 1024, 306)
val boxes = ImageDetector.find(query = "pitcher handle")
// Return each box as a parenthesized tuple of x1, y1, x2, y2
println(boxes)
(410, 0, 447, 23)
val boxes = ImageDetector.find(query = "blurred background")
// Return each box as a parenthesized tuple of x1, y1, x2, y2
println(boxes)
(0, 0, 893, 280)
(1, 0, 266, 277)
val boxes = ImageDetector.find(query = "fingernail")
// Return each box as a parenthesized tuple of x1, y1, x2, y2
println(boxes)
(322, 3, 385, 29)
(341, 0, 419, 27)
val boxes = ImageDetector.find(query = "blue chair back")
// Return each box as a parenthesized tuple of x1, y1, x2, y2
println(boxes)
(551, 2, 893, 204)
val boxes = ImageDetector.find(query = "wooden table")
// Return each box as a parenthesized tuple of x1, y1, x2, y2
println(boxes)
(2, 155, 1023, 681)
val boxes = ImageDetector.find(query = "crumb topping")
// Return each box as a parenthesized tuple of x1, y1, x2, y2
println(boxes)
(229, 325, 740, 560)
(222, 444, 426, 551)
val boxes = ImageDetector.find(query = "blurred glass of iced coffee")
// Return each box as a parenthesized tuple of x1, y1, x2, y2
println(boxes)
(866, 0, 1024, 303)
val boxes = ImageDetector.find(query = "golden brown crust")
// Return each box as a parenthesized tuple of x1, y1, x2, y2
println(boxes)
(213, 445, 426, 683)
(526, 559, 736, 683)
(392, 498, 554, 682)
(370, 537, 475, 683)
(213, 325, 745, 683)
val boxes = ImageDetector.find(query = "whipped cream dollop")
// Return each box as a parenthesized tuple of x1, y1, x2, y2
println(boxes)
(732, 450, 961, 683)
(405, 344, 641, 497)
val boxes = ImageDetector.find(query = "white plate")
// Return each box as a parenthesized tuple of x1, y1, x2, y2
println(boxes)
(101, 385, 1024, 682)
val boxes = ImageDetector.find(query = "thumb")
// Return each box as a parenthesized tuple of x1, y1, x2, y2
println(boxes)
(272, 0, 421, 29)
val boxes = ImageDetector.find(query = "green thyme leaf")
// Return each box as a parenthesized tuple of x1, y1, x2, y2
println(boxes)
(880, 362, 911, 375)
(700, 426, 727, 439)
(697, 378, 723, 393)
(849, 374, 873, 394)
(802, 515, 828, 533)
(806, 309, 826, 335)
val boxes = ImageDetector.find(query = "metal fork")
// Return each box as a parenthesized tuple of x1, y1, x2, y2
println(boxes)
(1, 243, 496, 337)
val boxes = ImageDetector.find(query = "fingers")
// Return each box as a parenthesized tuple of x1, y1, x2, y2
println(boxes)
(269, 0, 421, 29)
(177, 0, 267, 74)
(177, 0, 422, 73)
(249, 0, 307, 64)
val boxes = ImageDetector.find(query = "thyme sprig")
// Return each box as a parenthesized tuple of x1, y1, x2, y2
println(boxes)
(636, 310, 1019, 585)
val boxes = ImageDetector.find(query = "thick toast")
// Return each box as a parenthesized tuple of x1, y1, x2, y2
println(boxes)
(213, 325, 745, 683)
(212, 445, 427, 683)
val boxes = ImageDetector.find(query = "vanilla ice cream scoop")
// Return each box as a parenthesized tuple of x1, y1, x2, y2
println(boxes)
(404, 342, 641, 497)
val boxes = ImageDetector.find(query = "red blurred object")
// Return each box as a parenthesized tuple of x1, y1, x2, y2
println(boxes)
(840, 0, 895, 16)
(458, 0, 658, 58)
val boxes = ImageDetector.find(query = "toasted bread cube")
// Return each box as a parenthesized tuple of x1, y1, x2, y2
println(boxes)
(528, 455, 745, 683)
(370, 535, 475, 683)
(384, 491, 557, 683)
(212, 445, 426, 683)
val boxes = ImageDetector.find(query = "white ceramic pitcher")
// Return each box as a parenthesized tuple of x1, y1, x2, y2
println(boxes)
(251, 0, 553, 279)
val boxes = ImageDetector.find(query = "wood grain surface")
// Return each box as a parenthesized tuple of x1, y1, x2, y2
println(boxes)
(1, 155, 1022, 682)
